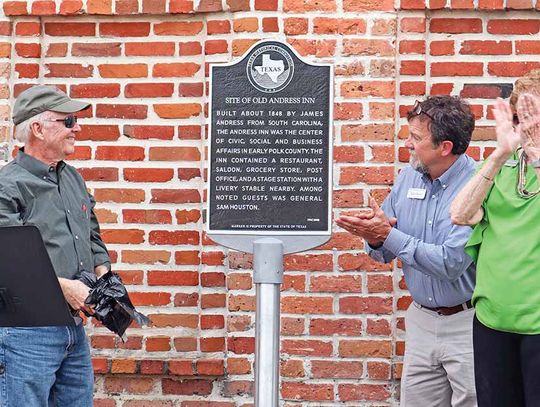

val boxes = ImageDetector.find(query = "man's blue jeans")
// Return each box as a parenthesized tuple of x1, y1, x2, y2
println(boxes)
(0, 324, 93, 407)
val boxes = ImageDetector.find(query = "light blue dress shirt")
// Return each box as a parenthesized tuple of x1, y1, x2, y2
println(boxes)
(367, 154, 476, 307)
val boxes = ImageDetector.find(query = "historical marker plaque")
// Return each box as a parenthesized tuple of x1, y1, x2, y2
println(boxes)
(208, 40, 333, 235)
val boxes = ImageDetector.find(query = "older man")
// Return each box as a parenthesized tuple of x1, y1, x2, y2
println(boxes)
(337, 96, 477, 406)
(0, 86, 110, 407)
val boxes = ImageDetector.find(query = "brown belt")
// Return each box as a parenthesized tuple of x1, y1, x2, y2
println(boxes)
(420, 300, 473, 316)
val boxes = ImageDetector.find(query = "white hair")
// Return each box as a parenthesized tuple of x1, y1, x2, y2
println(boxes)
(14, 111, 49, 144)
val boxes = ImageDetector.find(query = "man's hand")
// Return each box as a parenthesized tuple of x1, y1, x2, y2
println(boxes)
(58, 278, 94, 315)
(94, 264, 109, 279)
(517, 93, 540, 161)
(492, 98, 521, 159)
(336, 196, 397, 246)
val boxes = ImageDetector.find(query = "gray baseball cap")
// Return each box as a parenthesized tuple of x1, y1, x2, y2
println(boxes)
(13, 85, 90, 125)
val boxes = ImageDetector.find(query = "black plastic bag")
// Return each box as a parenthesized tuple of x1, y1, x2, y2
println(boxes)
(79, 271, 150, 341)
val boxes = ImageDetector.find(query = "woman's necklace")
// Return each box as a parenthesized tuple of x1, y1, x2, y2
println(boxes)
(517, 148, 540, 199)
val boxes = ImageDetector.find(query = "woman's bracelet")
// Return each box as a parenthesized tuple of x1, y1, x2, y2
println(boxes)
(480, 173, 494, 182)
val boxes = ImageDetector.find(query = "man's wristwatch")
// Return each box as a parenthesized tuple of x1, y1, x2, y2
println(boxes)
(531, 158, 540, 168)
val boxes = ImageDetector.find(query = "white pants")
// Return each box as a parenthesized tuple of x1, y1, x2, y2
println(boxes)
(400, 302, 477, 407)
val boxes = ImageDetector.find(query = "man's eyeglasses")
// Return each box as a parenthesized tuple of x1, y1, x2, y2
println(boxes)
(44, 114, 78, 129)
(409, 100, 434, 121)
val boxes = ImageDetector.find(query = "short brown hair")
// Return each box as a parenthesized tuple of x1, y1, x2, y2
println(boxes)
(509, 69, 540, 112)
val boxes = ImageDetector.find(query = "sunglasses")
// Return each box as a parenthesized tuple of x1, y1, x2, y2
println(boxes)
(409, 100, 434, 121)
(45, 114, 78, 129)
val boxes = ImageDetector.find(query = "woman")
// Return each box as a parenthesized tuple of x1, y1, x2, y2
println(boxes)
(450, 70, 540, 406)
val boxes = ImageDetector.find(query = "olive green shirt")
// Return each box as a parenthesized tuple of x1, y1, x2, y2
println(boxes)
(466, 153, 540, 334)
(0, 150, 110, 280)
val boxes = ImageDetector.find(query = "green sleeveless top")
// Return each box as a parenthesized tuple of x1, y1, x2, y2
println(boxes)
(465, 154, 540, 334)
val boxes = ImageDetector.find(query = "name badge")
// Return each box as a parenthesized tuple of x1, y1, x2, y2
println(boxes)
(504, 159, 518, 167)
(407, 188, 426, 200)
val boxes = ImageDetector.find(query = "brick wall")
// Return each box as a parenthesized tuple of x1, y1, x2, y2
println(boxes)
(1, 0, 539, 405)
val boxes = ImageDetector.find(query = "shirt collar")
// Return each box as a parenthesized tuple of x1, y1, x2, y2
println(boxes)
(15, 148, 66, 181)
(435, 154, 468, 188)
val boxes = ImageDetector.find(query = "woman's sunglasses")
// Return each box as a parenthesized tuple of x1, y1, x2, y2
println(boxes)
(45, 114, 78, 129)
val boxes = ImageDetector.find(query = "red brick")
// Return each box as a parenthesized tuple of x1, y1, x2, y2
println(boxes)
(148, 271, 198, 286)
(115, 0, 139, 13)
(71, 84, 120, 98)
(516, 40, 540, 54)
(399, 39, 425, 54)
(311, 361, 363, 378)
(16, 22, 39, 36)
(123, 209, 172, 224)
(101, 229, 145, 244)
(129, 292, 171, 306)
(94, 189, 145, 203)
(430, 18, 482, 33)
(338, 384, 391, 402)
(151, 189, 201, 204)
(478, 0, 504, 7)
(400, 60, 425, 75)
(96, 104, 148, 119)
(154, 21, 204, 35)
(60, 0, 84, 14)
(124, 168, 174, 182)
(334, 146, 365, 163)
(339, 296, 393, 314)
(72, 42, 121, 56)
(78, 125, 119, 141)
(400, 17, 425, 32)
(100, 23, 150, 37)
(45, 64, 93, 78)
(31, 1, 56, 14)
(169, 0, 195, 12)
(205, 39, 229, 54)
(431, 62, 483, 76)
(96, 146, 145, 161)
(78, 167, 118, 182)
(3, 1, 28, 15)
(150, 314, 199, 328)
(227, 337, 255, 354)
(281, 382, 334, 401)
(284, 18, 308, 35)
(310, 275, 362, 292)
(149, 231, 199, 245)
(487, 19, 540, 34)
(87, 0, 113, 13)
(488, 62, 540, 77)
(104, 377, 154, 394)
(179, 41, 202, 56)
(343, 0, 393, 10)
(309, 318, 362, 336)
(149, 147, 201, 161)
(124, 125, 174, 140)
(45, 23, 95, 36)
(15, 63, 39, 78)
(255, 0, 278, 9)
(15, 43, 40, 58)
(154, 104, 201, 119)
(207, 20, 231, 34)
(153, 63, 200, 77)
(98, 64, 147, 78)
(343, 39, 394, 56)
(125, 42, 175, 56)
(281, 296, 333, 314)
(460, 40, 512, 55)
(339, 339, 392, 357)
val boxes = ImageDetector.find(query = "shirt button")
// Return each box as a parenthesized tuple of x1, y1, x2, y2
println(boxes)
(428, 297, 433, 302)
(42, 176, 47, 180)
(428, 220, 432, 225)
(80, 262, 83, 266)
(75, 235, 79, 240)
(442, 184, 447, 189)
(67, 209, 71, 214)
(431, 195, 436, 199)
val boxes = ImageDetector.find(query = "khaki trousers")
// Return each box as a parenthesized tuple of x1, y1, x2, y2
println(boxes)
(400, 302, 477, 407)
